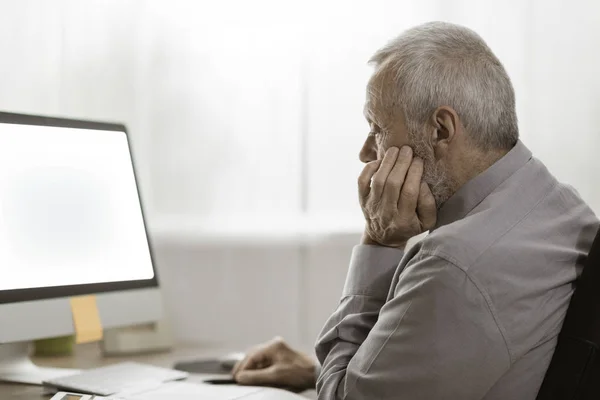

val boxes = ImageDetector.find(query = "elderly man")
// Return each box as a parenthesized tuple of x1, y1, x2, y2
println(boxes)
(232, 21, 599, 399)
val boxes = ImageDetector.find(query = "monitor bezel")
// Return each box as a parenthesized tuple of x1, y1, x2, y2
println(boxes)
(0, 111, 159, 304)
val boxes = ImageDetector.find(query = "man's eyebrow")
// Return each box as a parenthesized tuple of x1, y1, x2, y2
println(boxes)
(363, 105, 374, 124)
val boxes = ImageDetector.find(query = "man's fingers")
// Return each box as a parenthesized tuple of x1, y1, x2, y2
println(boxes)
(417, 182, 437, 230)
(398, 157, 423, 213)
(231, 355, 254, 376)
(232, 359, 243, 376)
(369, 147, 399, 201)
(358, 159, 382, 206)
(232, 347, 270, 377)
(383, 146, 413, 206)
(232, 337, 285, 377)
(236, 365, 281, 386)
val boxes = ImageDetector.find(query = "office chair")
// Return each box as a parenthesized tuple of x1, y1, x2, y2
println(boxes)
(536, 228, 600, 399)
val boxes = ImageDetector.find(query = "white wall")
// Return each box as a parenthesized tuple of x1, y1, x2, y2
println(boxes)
(3, 0, 599, 219)
(152, 236, 355, 347)
(527, 0, 600, 207)
(0, 0, 599, 347)
(0, 0, 154, 210)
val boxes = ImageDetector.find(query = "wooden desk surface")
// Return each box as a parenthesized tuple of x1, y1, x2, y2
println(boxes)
(1, 343, 316, 399)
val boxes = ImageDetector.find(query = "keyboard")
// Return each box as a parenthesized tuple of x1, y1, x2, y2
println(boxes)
(43, 362, 189, 396)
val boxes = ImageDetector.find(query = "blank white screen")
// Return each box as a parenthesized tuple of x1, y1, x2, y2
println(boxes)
(0, 122, 154, 290)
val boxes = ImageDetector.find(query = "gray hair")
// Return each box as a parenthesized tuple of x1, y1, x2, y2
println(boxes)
(369, 21, 519, 150)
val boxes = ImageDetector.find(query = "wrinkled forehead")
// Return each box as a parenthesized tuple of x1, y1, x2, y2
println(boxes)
(365, 65, 394, 122)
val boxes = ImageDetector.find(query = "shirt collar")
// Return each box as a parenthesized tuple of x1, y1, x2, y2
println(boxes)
(433, 140, 532, 230)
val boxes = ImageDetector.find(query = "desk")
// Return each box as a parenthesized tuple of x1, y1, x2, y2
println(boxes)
(1, 343, 317, 399)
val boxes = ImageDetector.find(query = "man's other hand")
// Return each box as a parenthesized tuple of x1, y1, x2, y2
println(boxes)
(359, 146, 437, 248)
(232, 337, 317, 390)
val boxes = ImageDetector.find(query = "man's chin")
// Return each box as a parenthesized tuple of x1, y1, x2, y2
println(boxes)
(427, 181, 454, 209)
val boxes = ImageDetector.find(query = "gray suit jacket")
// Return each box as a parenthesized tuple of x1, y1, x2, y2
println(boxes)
(315, 141, 599, 399)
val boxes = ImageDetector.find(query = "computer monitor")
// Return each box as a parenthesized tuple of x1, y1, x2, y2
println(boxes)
(0, 112, 163, 385)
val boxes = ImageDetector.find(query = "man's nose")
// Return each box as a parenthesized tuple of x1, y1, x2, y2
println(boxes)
(359, 137, 377, 163)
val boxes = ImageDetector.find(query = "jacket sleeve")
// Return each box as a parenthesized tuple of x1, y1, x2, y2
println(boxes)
(315, 247, 511, 399)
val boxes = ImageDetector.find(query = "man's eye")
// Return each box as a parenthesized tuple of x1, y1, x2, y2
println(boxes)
(369, 123, 382, 136)
(370, 130, 385, 140)
(369, 128, 382, 137)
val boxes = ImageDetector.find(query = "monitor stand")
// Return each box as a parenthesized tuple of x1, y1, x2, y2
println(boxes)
(0, 342, 80, 385)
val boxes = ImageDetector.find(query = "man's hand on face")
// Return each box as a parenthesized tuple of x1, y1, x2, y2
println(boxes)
(359, 146, 437, 249)
(232, 337, 316, 390)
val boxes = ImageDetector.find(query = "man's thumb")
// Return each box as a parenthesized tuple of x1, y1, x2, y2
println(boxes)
(236, 365, 280, 386)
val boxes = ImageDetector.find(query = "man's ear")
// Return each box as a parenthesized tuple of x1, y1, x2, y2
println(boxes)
(429, 106, 459, 159)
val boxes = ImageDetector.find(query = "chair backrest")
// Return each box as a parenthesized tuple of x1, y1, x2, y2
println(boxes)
(536, 228, 600, 399)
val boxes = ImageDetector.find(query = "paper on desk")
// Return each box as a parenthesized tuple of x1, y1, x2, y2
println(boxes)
(117, 381, 263, 399)
(70, 295, 103, 344)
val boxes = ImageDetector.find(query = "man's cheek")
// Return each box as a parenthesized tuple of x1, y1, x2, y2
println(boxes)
(378, 134, 396, 158)
(377, 142, 390, 160)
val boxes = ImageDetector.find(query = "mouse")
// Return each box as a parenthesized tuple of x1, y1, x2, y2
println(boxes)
(218, 352, 245, 370)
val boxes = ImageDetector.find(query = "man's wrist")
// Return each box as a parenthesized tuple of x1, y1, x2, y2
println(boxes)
(361, 231, 407, 250)
(313, 361, 321, 388)
(343, 245, 405, 300)
(361, 231, 379, 246)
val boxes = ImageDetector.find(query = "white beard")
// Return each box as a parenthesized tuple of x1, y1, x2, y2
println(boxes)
(409, 133, 456, 208)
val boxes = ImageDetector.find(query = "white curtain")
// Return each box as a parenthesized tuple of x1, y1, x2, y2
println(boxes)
(1, 0, 599, 236)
